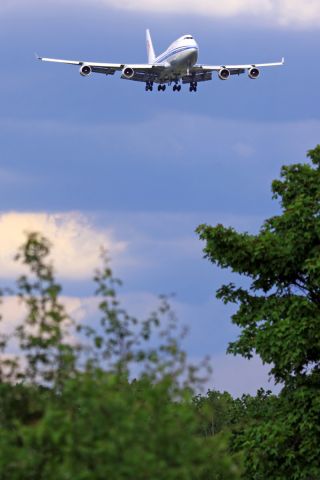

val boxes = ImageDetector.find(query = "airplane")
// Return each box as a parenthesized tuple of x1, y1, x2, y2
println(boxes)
(37, 30, 284, 93)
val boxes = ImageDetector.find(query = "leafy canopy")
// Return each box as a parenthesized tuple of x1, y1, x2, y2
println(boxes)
(197, 146, 320, 479)
(0, 233, 242, 479)
(197, 146, 320, 385)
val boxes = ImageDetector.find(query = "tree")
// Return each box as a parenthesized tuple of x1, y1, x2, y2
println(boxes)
(193, 390, 235, 437)
(0, 233, 242, 479)
(0, 233, 77, 386)
(197, 146, 320, 479)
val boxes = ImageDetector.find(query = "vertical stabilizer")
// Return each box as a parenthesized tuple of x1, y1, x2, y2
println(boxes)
(146, 29, 156, 64)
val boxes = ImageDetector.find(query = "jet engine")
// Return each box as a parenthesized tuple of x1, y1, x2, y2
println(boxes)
(218, 68, 230, 80)
(122, 67, 135, 79)
(80, 65, 92, 76)
(248, 67, 260, 79)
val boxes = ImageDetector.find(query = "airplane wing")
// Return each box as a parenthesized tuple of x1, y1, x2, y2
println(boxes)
(194, 58, 284, 72)
(38, 55, 284, 84)
(186, 58, 285, 81)
(37, 56, 165, 80)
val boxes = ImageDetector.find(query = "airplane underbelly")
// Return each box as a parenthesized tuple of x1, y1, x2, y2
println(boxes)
(172, 49, 198, 71)
(159, 49, 198, 81)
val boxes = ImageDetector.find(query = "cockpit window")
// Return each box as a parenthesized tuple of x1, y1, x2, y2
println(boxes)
(184, 36, 193, 39)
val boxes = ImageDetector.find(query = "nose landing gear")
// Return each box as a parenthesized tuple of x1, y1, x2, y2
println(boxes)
(189, 82, 197, 92)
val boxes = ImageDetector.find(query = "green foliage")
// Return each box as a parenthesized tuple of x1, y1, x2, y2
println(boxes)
(0, 234, 242, 479)
(0, 377, 243, 479)
(193, 390, 235, 437)
(4, 233, 77, 386)
(230, 388, 276, 428)
(197, 146, 320, 478)
(234, 380, 320, 480)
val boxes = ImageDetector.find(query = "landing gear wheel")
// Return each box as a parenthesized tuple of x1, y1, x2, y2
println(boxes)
(146, 82, 153, 92)
(189, 82, 198, 92)
(177, 85, 181, 92)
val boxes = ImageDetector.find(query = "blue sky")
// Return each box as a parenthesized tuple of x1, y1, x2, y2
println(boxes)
(1, 0, 320, 395)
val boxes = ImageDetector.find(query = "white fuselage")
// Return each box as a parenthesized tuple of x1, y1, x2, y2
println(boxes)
(153, 35, 199, 82)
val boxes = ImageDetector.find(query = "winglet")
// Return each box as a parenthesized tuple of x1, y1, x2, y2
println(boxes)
(282, 57, 285, 65)
(35, 52, 42, 61)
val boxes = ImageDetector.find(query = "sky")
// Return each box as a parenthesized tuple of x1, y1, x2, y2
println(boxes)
(0, 0, 320, 396)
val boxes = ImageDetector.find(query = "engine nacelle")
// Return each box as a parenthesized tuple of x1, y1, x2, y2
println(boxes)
(248, 67, 260, 79)
(218, 68, 230, 80)
(80, 65, 92, 76)
(122, 67, 135, 79)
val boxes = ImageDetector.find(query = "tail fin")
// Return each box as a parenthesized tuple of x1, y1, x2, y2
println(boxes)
(146, 29, 156, 64)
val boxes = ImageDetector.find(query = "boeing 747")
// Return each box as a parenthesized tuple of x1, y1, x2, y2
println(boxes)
(38, 30, 284, 92)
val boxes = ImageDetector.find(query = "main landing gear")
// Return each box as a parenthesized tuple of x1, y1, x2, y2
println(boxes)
(144, 82, 197, 93)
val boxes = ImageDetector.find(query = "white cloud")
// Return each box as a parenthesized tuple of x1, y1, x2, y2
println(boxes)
(102, 0, 272, 17)
(274, 0, 320, 27)
(0, 295, 97, 358)
(0, 212, 126, 279)
(100, 0, 320, 27)
(0, 295, 87, 333)
(0, 296, 26, 336)
(6, 0, 319, 28)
